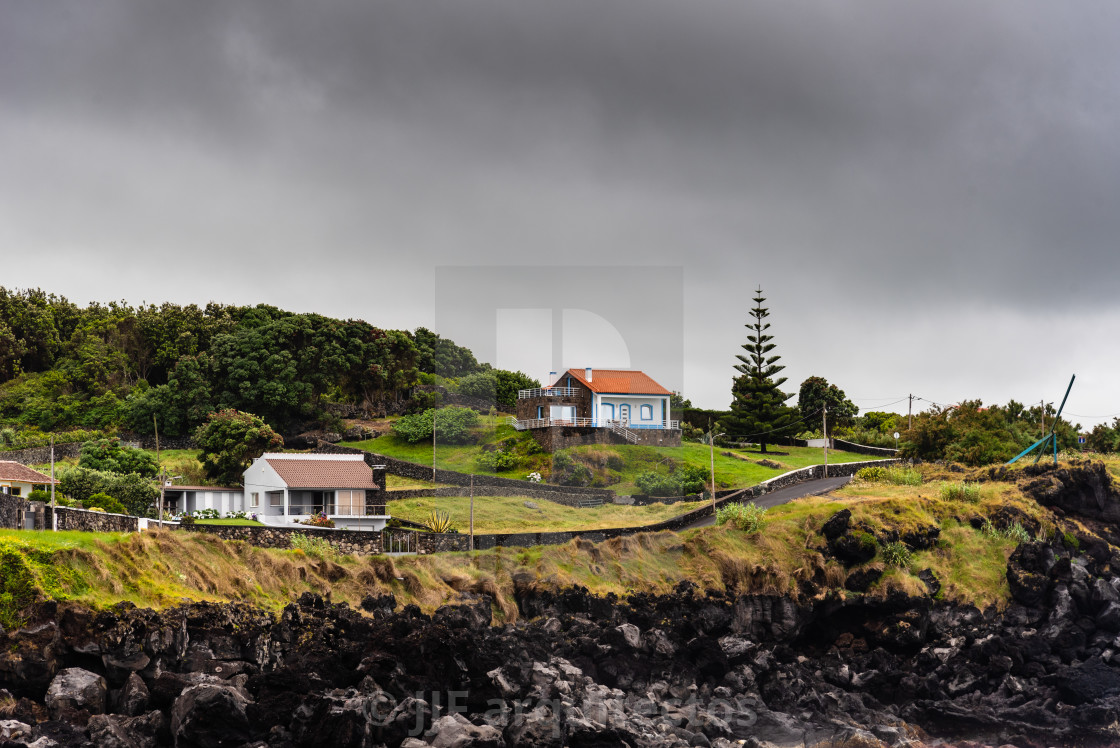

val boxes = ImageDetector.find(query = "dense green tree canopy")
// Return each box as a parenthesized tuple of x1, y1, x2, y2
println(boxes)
(194, 409, 284, 487)
(797, 376, 859, 431)
(900, 399, 1082, 465)
(0, 287, 491, 437)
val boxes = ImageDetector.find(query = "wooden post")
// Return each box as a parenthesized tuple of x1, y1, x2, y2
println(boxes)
(154, 416, 163, 529)
(823, 403, 828, 478)
(709, 419, 716, 515)
(50, 434, 56, 531)
(469, 473, 475, 552)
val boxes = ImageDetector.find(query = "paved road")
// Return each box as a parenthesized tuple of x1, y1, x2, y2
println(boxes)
(680, 475, 853, 531)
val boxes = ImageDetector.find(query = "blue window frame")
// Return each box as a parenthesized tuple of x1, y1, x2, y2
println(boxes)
(640, 404, 653, 420)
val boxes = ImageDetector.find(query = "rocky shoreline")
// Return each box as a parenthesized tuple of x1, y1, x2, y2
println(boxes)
(2, 462, 1120, 748)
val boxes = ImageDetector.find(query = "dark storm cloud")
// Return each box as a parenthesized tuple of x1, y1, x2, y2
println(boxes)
(2, 1, 1119, 415)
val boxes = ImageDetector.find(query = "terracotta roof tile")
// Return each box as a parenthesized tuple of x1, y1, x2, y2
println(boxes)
(558, 368, 672, 396)
(0, 460, 58, 485)
(263, 456, 380, 490)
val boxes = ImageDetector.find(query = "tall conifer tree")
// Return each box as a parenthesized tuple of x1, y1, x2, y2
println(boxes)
(722, 288, 797, 453)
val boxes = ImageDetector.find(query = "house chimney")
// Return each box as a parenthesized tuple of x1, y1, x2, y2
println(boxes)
(585, 367, 592, 382)
(548, 371, 557, 384)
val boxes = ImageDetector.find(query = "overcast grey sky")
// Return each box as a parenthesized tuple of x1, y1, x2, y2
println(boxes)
(3, 1, 1120, 424)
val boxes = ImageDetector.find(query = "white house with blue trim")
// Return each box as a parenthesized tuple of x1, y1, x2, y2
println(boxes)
(513, 368, 680, 447)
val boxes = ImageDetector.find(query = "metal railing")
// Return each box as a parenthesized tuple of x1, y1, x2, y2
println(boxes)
(518, 387, 579, 399)
(608, 421, 640, 444)
(284, 504, 389, 516)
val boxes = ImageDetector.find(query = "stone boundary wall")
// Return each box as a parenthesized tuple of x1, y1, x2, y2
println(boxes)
(46, 506, 140, 533)
(315, 442, 616, 498)
(528, 425, 681, 452)
(385, 485, 610, 507)
(184, 523, 384, 556)
(116, 433, 197, 451)
(0, 490, 30, 530)
(0, 442, 83, 465)
(831, 439, 899, 457)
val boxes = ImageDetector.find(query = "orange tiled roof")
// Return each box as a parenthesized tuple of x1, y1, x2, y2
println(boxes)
(559, 368, 672, 396)
(263, 456, 380, 490)
(0, 460, 58, 485)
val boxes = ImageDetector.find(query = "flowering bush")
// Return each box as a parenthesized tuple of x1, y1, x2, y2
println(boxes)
(300, 511, 335, 528)
(527, 472, 542, 483)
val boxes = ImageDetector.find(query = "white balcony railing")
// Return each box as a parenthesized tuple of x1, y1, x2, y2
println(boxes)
(518, 386, 579, 399)
(509, 417, 679, 431)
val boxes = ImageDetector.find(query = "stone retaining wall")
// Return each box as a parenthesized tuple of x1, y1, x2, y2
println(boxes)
(46, 506, 141, 533)
(0, 489, 29, 530)
(0, 442, 83, 465)
(184, 523, 384, 555)
(527, 424, 682, 452)
(315, 442, 615, 497)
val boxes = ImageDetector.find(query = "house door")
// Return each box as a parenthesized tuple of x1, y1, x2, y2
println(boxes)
(602, 402, 615, 422)
(619, 404, 630, 424)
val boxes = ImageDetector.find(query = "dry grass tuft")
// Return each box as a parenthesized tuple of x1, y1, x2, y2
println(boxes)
(367, 555, 397, 583)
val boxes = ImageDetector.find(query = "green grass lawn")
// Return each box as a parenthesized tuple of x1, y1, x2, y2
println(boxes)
(386, 474, 453, 491)
(389, 494, 709, 534)
(344, 432, 887, 495)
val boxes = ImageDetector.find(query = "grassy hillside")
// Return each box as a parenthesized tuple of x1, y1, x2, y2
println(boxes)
(345, 431, 883, 493)
(0, 461, 1065, 629)
(387, 494, 710, 534)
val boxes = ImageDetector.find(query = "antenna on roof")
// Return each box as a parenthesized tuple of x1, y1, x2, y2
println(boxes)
(1006, 374, 1075, 466)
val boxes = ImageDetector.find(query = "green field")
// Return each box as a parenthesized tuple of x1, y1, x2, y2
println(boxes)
(345, 431, 884, 495)
(389, 494, 709, 534)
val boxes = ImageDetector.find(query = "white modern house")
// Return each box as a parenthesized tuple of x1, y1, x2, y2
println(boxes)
(165, 453, 390, 530)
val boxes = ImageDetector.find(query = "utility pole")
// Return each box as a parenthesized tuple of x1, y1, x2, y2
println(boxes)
(154, 416, 164, 529)
(50, 434, 56, 531)
(822, 404, 829, 478)
(1040, 400, 1046, 439)
(709, 419, 717, 515)
(908, 394, 913, 430)
(469, 473, 475, 552)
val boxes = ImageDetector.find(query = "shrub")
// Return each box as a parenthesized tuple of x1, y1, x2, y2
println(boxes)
(881, 541, 912, 569)
(27, 489, 49, 502)
(855, 466, 887, 482)
(716, 502, 767, 533)
(940, 481, 981, 503)
(476, 449, 517, 472)
(83, 492, 127, 514)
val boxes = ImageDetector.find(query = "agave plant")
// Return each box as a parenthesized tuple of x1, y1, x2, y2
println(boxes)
(426, 509, 454, 534)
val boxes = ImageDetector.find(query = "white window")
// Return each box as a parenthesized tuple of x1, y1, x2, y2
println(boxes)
(250, 492, 259, 508)
(640, 404, 653, 420)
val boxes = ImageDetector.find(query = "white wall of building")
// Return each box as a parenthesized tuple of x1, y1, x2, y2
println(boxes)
(594, 394, 671, 426)
(243, 457, 289, 518)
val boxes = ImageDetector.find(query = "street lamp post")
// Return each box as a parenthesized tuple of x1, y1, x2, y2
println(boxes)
(708, 421, 725, 515)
